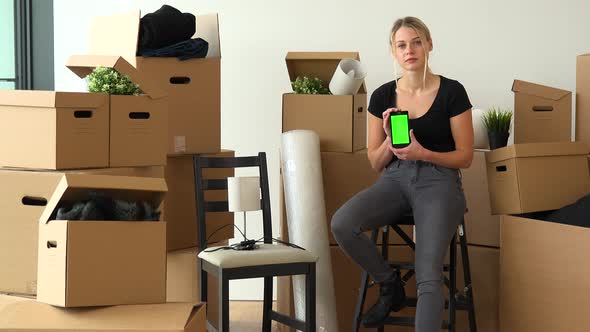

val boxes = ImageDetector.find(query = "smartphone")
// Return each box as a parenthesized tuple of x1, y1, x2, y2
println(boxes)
(389, 110, 411, 148)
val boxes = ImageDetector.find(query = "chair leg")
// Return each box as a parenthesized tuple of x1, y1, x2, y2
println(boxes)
(352, 229, 379, 332)
(219, 271, 230, 332)
(459, 222, 477, 332)
(262, 276, 273, 332)
(305, 264, 316, 332)
(448, 234, 457, 332)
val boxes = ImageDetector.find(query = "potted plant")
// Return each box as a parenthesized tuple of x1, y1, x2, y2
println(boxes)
(482, 107, 512, 149)
(87, 67, 141, 95)
(291, 76, 331, 95)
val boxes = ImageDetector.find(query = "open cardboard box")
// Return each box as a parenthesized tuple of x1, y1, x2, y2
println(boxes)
(67, 55, 168, 167)
(88, 10, 221, 154)
(282, 52, 367, 152)
(500, 214, 590, 331)
(485, 142, 590, 215)
(36, 173, 167, 307)
(0, 294, 205, 331)
(512, 79, 571, 143)
(0, 89, 109, 170)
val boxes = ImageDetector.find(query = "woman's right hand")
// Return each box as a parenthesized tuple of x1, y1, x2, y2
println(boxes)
(382, 108, 398, 145)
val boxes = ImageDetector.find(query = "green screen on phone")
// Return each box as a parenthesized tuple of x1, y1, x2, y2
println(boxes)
(390, 113, 410, 145)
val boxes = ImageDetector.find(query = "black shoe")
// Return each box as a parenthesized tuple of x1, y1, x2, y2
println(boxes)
(361, 272, 406, 328)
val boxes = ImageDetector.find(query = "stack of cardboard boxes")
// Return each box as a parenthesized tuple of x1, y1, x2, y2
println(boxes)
(0, 9, 235, 332)
(492, 59, 590, 331)
(277, 52, 418, 332)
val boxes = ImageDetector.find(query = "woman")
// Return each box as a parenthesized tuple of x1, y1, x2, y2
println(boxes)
(331, 17, 474, 331)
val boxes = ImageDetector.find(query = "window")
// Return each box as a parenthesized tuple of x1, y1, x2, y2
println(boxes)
(0, 0, 15, 89)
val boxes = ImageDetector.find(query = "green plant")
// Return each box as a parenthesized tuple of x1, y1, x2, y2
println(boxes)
(482, 107, 512, 133)
(291, 76, 331, 95)
(87, 67, 141, 95)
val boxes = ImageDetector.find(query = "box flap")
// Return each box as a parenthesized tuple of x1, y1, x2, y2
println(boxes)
(485, 142, 589, 163)
(286, 52, 367, 93)
(39, 173, 167, 224)
(66, 55, 166, 99)
(0, 90, 108, 108)
(0, 295, 202, 330)
(511, 79, 571, 101)
(88, 10, 221, 65)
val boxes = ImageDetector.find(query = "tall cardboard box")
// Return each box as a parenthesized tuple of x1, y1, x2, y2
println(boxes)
(36, 174, 167, 307)
(0, 90, 109, 170)
(67, 54, 168, 167)
(164, 150, 235, 251)
(167, 244, 224, 330)
(512, 79, 572, 143)
(500, 215, 590, 332)
(88, 10, 222, 154)
(485, 142, 590, 215)
(461, 150, 500, 247)
(283, 52, 367, 152)
(0, 167, 164, 296)
(0, 294, 205, 332)
(576, 54, 590, 146)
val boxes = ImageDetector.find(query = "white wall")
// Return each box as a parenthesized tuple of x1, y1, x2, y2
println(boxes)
(54, 0, 590, 300)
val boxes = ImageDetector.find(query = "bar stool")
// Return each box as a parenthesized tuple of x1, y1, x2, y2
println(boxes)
(352, 213, 477, 331)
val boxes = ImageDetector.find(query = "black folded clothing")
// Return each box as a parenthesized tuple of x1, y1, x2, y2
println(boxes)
(138, 4, 195, 51)
(545, 194, 590, 228)
(137, 38, 209, 60)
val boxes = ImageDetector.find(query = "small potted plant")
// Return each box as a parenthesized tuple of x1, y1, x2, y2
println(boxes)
(291, 76, 331, 95)
(482, 107, 512, 150)
(87, 67, 141, 95)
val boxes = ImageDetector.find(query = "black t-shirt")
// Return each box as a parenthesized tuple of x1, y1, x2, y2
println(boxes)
(368, 75, 472, 153)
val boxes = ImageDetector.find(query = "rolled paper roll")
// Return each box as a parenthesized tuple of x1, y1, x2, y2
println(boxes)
(329, 58, 367, 95)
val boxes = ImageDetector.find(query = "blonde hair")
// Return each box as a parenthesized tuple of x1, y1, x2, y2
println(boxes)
(389, 17, 432, 90)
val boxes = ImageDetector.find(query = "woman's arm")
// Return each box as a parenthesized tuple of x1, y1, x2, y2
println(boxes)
(423, 109, 474, 169)
(367, 112, 395, 172)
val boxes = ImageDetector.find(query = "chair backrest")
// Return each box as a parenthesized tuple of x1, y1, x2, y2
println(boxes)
(193, 152, 272, 249)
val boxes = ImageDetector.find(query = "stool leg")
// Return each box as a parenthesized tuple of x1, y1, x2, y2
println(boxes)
(305, 264, 317, 332)
(219, 271, 230, 332)
(262, 276, 273, 332)
(378, 227, 389, 332)
(448, 235, 457, 332)
(352, 229, 379, 332)
(459, 222, 477, 332)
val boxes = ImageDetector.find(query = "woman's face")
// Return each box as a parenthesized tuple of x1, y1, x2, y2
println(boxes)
(392, 26, 432, 72)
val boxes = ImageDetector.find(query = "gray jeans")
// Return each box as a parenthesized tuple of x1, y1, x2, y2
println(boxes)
(331, 159, 466, 332)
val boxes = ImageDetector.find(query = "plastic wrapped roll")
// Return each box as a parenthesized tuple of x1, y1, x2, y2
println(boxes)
(329, 58, 367, 95)
(280, 130, 338, 331)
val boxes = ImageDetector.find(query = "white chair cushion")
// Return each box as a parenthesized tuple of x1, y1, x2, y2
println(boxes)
(198, 243, 318, 269)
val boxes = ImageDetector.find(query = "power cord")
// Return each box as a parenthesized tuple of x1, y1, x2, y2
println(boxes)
(203, 224, 306, 253)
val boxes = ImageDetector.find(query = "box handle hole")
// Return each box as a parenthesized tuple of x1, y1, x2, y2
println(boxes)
(22, 196, 48, 206)
(496, 165, 508, 172)
(129, 112, 151, 120)
(74, 110, 93, 118)
(532, 106, 553, 112)
(47, 241, 57, 249)
(170, 77, 191, 84)
(357, 106, 364, 113)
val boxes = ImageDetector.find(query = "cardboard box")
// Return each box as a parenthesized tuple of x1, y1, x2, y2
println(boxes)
(167, 244, 225, 329)
(36, 174, 167, 307)
(0, 167, 165, 296)
(0, 294, 205, 331)
(67, 55, 168, 167)
(500, 215, 590, 331)
(88, 10, 222, 154)
(163, 150, 235, 251)
(576, 54, 590, 147)
(461, 150, 501, 247)
(485, 142, 590, 215)
(283, 52, 367, 152)
(512, 79, 572, 143)
(0, 90, 109, 170)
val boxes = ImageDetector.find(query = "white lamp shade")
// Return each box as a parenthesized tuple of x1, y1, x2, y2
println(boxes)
(227, 176, 261, 212)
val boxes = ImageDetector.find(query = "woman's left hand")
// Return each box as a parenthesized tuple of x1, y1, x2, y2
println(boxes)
(391, 129, 427, 161)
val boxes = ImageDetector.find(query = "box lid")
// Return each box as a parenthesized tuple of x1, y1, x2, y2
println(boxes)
(485, 142, 589, 163)
(285, 52, 367, 93)
(39, 173, 167, 224)
(66, 55, 167, 99)
(88, 10, 221, 67)
(0, 294, 203, 331)
(511, 79, 570, 101)
(0, 90, 108, 108)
